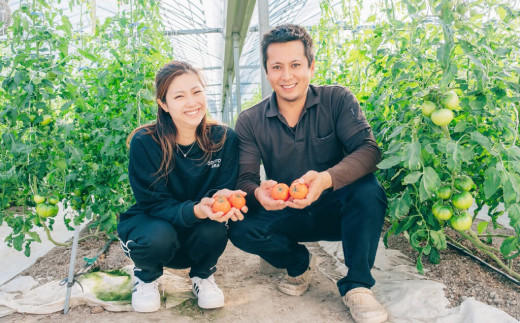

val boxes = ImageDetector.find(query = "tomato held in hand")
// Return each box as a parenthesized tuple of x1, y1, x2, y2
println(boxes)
(271, 183, 290, 201)
(289, 183, 309, 199)
(229, 193, 246, 209)
(212, 195, 231, 214)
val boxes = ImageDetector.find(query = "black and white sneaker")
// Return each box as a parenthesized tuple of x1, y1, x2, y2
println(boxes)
(191, 274, 225, 309)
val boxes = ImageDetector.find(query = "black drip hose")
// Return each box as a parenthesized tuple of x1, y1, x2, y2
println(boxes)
(447, 241, 520, 287)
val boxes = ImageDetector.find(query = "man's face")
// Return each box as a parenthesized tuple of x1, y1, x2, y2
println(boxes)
(265, 40, 315, 105)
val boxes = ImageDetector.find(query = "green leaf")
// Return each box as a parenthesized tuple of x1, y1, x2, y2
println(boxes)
(500, 236, 518, 257)
(502, 176, 518, 206)
(13, 235, 24, 251)
(423, 167, 441, 198)
(496, 6, 507, 21)
(377, 155, 403, 169)
(403, 171, 422, 184)
(429, 247, 441, 264)
(406, 141, 421, 171)
(470, 132, 492, 151)
(26, 231, 41, 243)
(416, 252, 424, 274)
(24, 243, 32, 257)
(484, 167, 501, 199)
(477, 221, 489, 234)
(507, 204, 520, 232)
(430, 230, 447, 250)
(446, 141, 461, 172)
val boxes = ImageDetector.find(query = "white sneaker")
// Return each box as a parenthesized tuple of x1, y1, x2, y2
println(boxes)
(131, 277, 160, 312)
(191, 275, 225, 309)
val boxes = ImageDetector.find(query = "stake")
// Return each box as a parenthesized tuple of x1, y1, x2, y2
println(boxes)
(63, 224, 80, 314)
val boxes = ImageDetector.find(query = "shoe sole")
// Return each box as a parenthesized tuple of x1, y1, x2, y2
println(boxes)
(277, 284, 308, 296)
(132, 302, 161, 313)
(197, 298, 225, 309)
(192, 289, 225, 309)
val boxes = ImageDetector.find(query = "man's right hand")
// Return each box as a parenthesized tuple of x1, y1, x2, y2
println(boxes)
(254, 180, 287, 211)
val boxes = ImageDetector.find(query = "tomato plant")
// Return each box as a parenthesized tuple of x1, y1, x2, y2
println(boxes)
(0, 0, 170, 256)
(313, 0, 520, 279)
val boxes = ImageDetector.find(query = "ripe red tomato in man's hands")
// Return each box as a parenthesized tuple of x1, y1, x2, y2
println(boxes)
(212, 195, 231, 213)
(271, 183, 290, 201)
(229, 193, 246, 209)
(289, 183, 309, 199)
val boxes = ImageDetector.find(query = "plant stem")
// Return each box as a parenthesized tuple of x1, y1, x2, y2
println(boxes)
(40, 220, 69, 247)
(441, 125, 451, 140)
(459, 229, 520, 281)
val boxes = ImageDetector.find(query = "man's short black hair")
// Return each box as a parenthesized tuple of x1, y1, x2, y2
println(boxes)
(261, 24, 315, 71)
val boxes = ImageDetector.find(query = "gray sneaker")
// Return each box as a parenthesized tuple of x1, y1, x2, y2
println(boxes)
(277, 254, 316, 296)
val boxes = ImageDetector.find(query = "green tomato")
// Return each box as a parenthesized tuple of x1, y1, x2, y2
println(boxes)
(434, 205, 453, 221)
(437, 186, 452, 200)
(452, 191, 474, 210)
(450, 212, 472, 231)
(33, 194, 46, 204)
(36, 203, 58, 218)
(40, 115, 53, 126)
(454, 176, 474, 192)
(48, 196, 59, 205)
(421, 101, 437, 117)
(431, 109, 454, 126)
(442, 90, 460, 110)
(432, 201, 443, 217)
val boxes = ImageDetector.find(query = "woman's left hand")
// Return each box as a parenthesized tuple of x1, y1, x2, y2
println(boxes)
(212, 189, 248, 221)
(194, 197, 233, 223)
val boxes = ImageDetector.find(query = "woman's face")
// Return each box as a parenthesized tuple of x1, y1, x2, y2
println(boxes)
(158, 72, 207, 132)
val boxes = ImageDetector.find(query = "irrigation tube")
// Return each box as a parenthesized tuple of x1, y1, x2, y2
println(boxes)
(447, 242, 520, 287)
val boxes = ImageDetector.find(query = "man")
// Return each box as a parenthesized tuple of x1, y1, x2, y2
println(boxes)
(228, 24, 388, 323)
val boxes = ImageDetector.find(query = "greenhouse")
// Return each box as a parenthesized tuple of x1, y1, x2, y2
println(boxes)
(1, 0, 520, 321)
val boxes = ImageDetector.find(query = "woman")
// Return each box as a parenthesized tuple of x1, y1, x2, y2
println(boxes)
(118, 61, 246, 313)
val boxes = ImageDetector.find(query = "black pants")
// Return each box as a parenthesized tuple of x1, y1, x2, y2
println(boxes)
(117, 213, 228, 283)
(228, 174, 387, 296)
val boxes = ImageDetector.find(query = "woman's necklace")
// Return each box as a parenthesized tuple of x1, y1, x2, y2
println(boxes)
(177, 142, 196, 158)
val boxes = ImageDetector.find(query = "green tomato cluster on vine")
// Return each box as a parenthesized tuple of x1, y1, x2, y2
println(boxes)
(420, 89, 460, 126)
(432, 175, 475, 232)
(33, 194, 59, 219)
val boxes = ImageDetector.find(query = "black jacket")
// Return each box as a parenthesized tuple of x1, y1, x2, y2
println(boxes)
(120, 124, 238, 227)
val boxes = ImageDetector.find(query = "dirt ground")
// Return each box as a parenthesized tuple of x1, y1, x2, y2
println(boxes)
(3, 224, 520, 322)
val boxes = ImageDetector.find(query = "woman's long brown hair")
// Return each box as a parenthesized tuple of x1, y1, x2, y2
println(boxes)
(127, 61, 226, 180)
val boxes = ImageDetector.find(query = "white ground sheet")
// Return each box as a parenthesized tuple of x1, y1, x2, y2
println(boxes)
(319, 240, 518, 323)
(0, 239, 517, 321)
(0, 205, 87, 286)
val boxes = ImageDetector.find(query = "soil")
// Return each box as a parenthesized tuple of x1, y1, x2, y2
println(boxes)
(2, 223, 520, 322)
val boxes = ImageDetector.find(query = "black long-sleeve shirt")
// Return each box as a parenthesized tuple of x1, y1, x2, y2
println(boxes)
(119, 124, 238, 227)
(235, 85, 381, 208)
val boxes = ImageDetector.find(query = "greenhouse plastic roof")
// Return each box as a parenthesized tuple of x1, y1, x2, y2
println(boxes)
(6, 0, 338, 119)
